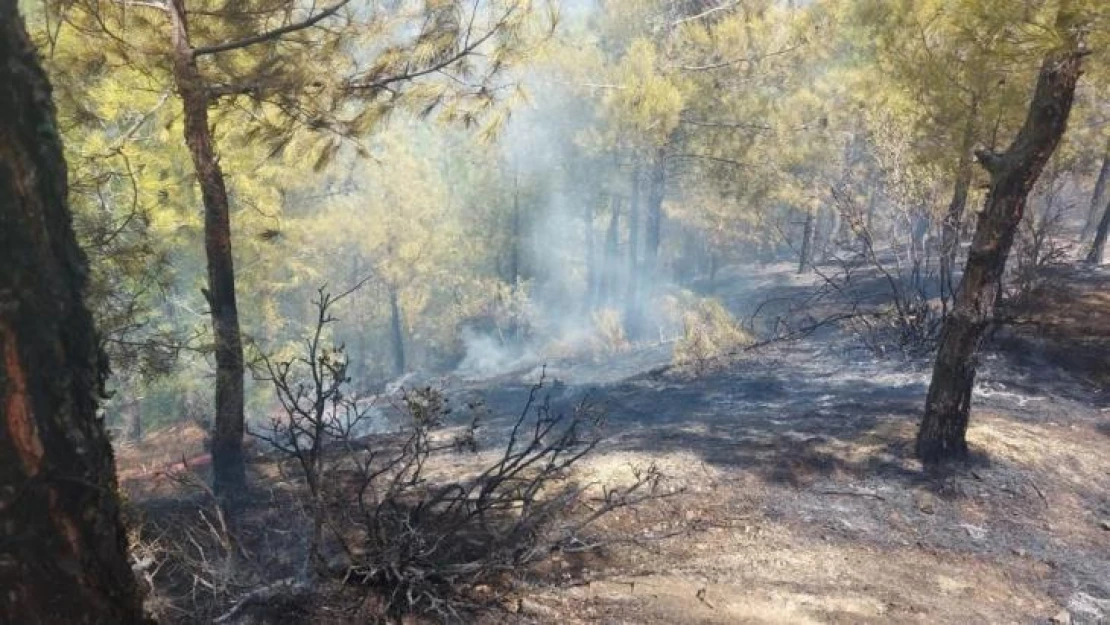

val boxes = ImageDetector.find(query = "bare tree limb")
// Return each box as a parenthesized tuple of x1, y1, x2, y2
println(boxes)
(677, 43, 804, 72)
(192, 0, 352, 58)
(671, 1, 740, 26)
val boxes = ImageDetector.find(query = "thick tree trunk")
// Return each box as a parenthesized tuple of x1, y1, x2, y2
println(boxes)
(170, 0, 246, 496)
(625, 164, 642, 338)
(388, 285, 405, 376)
(918, 19, 1085, 464)
(1080, 145, 1110, 243)
(940, 102, 979, 308)
(0, 5, 149, 622)
(797, 207, 814, 274)
(1086, 196, 1110, 265)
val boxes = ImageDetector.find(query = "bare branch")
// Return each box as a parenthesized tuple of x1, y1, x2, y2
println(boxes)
(192, 0, 352, 58)
(677, 43, 804, 72)
(345, 4, 517, 94)
(671, 1, 740, 26)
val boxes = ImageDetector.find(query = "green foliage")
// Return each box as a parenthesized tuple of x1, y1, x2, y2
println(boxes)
(28, 0, 1110, 434)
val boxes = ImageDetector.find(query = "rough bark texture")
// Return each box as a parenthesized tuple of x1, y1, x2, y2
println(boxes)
(0, 4, 149, 622)
(918, 16, 1084, 464)
(170, 0, 246, 495)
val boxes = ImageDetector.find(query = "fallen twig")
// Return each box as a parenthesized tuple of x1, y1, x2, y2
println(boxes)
(816, 488, 887, 501)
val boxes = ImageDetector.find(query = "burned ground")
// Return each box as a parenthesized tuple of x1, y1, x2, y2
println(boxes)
(118, 263, 1110, 624)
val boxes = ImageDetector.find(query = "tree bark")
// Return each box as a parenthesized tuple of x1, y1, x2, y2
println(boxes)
(584, 194, 598, 310)
(643, 147, 667, 301)
(918, 14, 1085, 464)
(0, 4, 149, 622)
(508, 170, 521, 287)
(1086, 196, 1110, 265)
(124, 397, 142, 442)
(169, 0, 246, 496)
(388, 285, 406, 376)
(797, 207, 814, 274)
(1080, 143, 1110, 243)
(940, 100, 979, 308)
(602, 195, 621, 303)
(624, 163, 642, 338)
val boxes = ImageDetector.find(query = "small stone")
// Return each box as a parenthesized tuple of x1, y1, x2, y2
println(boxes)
(519, 598, 558, 618)
(914, 491, 936, 515)
(1099, 520, 1110, 531)
(1049, 608, 1071, 624)
(1012, 548, 1027, 557)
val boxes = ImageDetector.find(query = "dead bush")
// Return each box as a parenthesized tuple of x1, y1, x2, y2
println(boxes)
(673, 297, 752, 374)
(788, 182, 944, 358)
(590, 307, 629, 354)
(1011, 192, 1071, 298)
(231, 287, 666, 623)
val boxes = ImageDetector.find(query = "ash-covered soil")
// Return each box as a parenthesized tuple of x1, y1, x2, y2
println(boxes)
(453, 264, 1110, 625)
(118, 263, 1110, 624)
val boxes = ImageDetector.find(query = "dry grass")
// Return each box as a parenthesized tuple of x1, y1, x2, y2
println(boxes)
(672, 297, 753, 374)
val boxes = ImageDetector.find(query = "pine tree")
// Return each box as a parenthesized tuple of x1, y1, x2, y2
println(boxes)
(0, 2, 148, 621)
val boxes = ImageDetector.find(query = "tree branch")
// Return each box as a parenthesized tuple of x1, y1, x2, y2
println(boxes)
(672, 1, 740, 26)
(192, 0, 352, 58)
(669, 152, 751, 169)
(345, 5, 516, 94)
(677, 43, 804, 72)
(679, 116, 773, 132)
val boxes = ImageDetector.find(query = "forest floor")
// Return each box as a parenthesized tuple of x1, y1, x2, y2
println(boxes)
(116, 262, 1110, 625)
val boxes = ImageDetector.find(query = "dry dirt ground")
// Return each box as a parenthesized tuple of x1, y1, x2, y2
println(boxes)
(116, 264, 1110, 625)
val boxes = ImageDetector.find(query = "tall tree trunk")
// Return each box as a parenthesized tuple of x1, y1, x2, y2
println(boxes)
(0, 5, 148, 621)
(584, 195, 598, 310)
(1086, 196, 1110, 265)
(797, 207, 814, 274)
(388, 285, 405, 376)
(625, 163, 642, 338)
(940, 100, 979, 309)
(124, 397, 142, 442)
(602, 195, 621, 303)
(643, 148, 667, 298)
(508, 170, 521, 287)
(352, 255, 367, 382)
(1080, 143, 1110, 243)
(918, 15, 1085, 464)
(170, 0, 246, 496)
